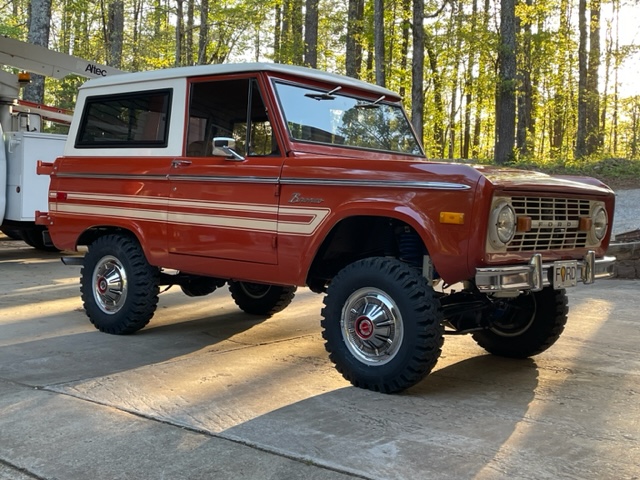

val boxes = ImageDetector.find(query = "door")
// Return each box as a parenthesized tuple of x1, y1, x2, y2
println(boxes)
(168, 77, 282, 264)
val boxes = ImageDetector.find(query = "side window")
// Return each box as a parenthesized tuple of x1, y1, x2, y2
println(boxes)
(186, 78, 278, 157)
(76, 89, 171, 147)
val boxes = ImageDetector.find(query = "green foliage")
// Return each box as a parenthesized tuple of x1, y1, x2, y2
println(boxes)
(2, 0, 639, 163)
(498, 154, 640, 188)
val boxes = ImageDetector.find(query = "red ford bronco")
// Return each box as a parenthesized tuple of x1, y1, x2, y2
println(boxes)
(37, 63, 616, 393)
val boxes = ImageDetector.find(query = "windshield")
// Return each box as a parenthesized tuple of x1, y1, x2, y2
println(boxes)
(274, 82, 423, 156)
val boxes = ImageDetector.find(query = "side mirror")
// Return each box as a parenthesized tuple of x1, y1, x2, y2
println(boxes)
(212, 136, 245, 161)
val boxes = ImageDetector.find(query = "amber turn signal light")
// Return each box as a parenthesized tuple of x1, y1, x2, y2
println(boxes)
(439, 212, 465, 225)
(517, 216, 532, 232)
(579, 217, 593, 231)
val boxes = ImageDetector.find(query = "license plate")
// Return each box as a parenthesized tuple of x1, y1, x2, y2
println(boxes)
(553, 260, 578, 289)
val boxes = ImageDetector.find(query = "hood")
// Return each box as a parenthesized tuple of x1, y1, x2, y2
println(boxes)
(472, 165, 613, 196)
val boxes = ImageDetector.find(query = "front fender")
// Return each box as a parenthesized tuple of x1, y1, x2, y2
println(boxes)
(284, 189, 479, 285)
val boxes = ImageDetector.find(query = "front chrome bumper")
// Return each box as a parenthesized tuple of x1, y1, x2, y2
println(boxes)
(475, 251, 616, 292)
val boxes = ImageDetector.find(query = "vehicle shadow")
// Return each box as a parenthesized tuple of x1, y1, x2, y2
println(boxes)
(0, 307, 271, 387)
(217, 353, 540, 480)
(0, 240, 63, 263)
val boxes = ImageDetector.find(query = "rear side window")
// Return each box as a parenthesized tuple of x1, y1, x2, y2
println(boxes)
(76, 89, 171, 147)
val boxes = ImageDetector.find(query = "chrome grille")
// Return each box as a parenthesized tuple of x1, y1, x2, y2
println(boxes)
(507, 197, 590, 252)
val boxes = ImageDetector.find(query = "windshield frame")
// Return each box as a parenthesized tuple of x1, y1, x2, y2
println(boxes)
(272, 80, 425, 158)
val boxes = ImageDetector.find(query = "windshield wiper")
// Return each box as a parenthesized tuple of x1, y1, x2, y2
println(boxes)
(355, 95, 386, 109)
(304, 86, 342, 101)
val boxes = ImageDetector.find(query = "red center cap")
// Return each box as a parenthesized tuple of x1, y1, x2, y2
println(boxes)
(355, 316, 374, 340)
(97, 277, 107, 294)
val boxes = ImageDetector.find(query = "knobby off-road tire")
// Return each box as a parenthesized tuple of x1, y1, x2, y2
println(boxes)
(321, 257, 444, 394)
(228, 281, 297, 316)
(21, 226, 60, 252)
(472, 286, 568, 358)
(80, 234, 160, 334)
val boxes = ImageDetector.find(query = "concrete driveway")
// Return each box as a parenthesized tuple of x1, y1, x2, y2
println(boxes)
(1, 235, 639, 480)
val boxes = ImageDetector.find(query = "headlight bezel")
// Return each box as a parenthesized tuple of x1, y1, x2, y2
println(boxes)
(590, 203, 608, 243)
(488, 199, 517, 249)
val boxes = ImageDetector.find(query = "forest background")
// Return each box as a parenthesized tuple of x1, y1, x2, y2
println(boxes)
(2, 0, 640, 186)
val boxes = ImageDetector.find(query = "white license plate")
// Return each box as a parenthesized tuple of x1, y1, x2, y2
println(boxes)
(553, 260, 578, 289)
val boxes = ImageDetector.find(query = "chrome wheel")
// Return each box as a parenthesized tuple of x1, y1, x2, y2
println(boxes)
(472, 287, 568, 358)
(92, 255, 128, 314)
(238, 282, 271, 299)
(228, 281, 297, 316)
(341, 287, 404, 366)
(488, 295, 536, 337)
(81, 234, 159, 334)
(322, 257, 444, 393)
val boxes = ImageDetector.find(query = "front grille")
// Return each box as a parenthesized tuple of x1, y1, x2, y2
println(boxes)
(507, 196, 590, 252)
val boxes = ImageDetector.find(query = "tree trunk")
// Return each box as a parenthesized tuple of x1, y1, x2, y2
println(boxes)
(576, 0, 588, 157)
(601, 18, 612, 152)
(462, 0, 478, 159)
(612, 0, 620, 155)
(346, 0, 364, 78)
(411, 0, 424, 143)
(186, 0, 194, 65)
(551, 0, 570, 154)
(292, 0, 304, 64)
(494, 0, 517, 164)
(198, 0, 209, 64)
(516, 0, 532, 157)
(374, 0, 385, 86)
(472, 0, 491, 157)
(585, 0, 601, 154)
(24, 0, 52, 103)
(426, 33, 445, 157)
(304, 0, 319, 67)
(447, 0, 463, 159)
(398, 0, 411, 99)
(274, 2, 282, 63)
(131, 0, 143, 69)
(175, 0, 184, 66)
(106, 1, 124, 69)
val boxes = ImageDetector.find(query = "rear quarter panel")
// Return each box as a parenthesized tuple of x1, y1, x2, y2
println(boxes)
(47, 156, 171, 262)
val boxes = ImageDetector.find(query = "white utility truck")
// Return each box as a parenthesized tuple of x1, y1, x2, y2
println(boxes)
(0, 35, 123, 249)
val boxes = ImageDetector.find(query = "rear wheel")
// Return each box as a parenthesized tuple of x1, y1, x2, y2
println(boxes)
(472, 286, 568, 358)
(80, 234, 160, 334)
(228, 281, 297, 316)
(21, 226, 60, 252)
(321, 257, 444, 393)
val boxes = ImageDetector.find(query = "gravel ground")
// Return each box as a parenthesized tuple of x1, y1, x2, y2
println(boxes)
(612, 188, 640, 238)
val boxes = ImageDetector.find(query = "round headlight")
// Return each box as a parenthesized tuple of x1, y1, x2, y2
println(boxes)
(592, 205, 608, 241)
(490, 201, 516, 247)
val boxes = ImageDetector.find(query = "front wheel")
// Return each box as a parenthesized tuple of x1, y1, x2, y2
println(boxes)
(321, 257, 444, 393)
(472, 286, 568, 358)
(80, 234, 160, 334)
(228, 281, 297, 316)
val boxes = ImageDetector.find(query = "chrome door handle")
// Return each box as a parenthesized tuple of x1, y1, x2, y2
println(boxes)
(171, 159, 192, 168)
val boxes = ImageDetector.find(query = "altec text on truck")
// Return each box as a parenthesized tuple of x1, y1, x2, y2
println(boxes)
(36, 63, 616, 393)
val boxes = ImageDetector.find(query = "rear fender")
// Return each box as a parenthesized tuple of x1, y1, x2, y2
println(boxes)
(76, 222, 160, 266)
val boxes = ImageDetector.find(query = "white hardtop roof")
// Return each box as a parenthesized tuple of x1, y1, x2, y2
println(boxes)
(78, 62, 401, 99)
